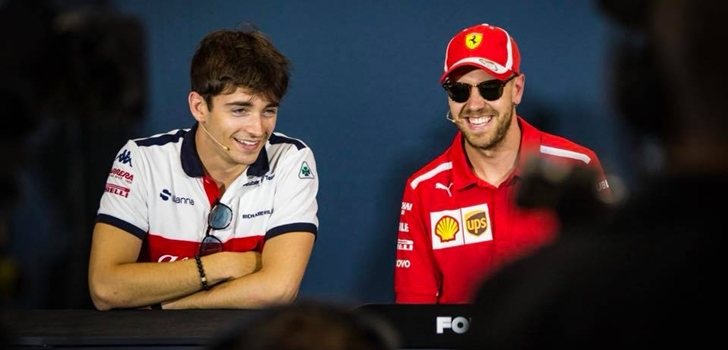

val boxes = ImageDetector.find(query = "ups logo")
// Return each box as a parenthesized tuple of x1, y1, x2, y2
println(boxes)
(464, 210, 488, 235)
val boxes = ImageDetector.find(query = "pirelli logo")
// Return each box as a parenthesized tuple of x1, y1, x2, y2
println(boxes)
(105, 183, 130, 198)
(397, 239, 414, 251)
(430, 204, 492, 250)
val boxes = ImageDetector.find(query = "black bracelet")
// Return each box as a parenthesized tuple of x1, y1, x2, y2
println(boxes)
(151, 303, 162, 310)
(195, 255, 210, 291)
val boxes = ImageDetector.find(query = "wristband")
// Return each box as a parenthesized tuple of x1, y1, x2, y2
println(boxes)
(195, 255, 210, 291)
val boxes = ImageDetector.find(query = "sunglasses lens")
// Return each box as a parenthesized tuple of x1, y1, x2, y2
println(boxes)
(478, 83, 504, 101)
(199, 235, 223, 256)
(446, 83, 471, 103)
(208, 203, 233, 229)
(445, 75, 516, 103)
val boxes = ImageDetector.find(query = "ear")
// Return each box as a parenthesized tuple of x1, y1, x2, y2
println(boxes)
(511, 74, 525, 105)
(188, 91, 208, 123)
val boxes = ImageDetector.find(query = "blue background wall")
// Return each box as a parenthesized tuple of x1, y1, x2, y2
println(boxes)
(69, 0, 624, 305)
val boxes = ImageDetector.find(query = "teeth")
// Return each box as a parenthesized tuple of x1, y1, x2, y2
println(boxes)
(468, 116, 492, 125)
(234, 138, 258, 146)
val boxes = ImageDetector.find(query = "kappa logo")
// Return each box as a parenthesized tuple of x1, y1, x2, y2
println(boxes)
(116, 149, 133, 167)
(298, 161, 314, 179)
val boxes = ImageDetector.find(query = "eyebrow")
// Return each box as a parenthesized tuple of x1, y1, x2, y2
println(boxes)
(224, 101, 280, 108)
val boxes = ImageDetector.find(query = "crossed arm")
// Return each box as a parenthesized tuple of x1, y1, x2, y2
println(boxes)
(88, 223, 314, 310)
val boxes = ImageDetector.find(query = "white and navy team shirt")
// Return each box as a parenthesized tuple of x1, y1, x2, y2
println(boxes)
(96, 123, 318, 263)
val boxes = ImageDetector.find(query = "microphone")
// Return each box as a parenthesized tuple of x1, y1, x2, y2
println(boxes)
(445, 111, 456, 123)
(200, 122, 230, 152)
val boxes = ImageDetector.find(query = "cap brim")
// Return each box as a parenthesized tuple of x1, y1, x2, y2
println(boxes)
(439, 62, 514, 83)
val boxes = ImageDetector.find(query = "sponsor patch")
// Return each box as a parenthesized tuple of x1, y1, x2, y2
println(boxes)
(105, 183, 130, 198)
(109, 167, 134, 184)
(435, 182, 453, 197)
(241, 209, 273, 219)
(465, 32, 483, 49)
(397, 239, 413, 251)
(159, 189, 195, 205)
(596, 179, 610, 191)
(401, 202, 413, 216)
(464, 210, 488, 236)
(116, 149, 133, 167)
(395, 259, 411, 268)
(298, 161, 314, 179)
(399, 222, 409, 233)
(430, 204, 492, 250)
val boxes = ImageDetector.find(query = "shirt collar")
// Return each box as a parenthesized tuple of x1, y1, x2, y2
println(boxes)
(450, 116, 542, 191)
(180, 122, 270, 178)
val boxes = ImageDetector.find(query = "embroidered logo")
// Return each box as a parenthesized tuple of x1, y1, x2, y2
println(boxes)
(105, 183, 130, 198)
(298, 161, 314, 179)
(110, 167, 134, 184)
(397, 239, 413, 251)
(465, 32, 483, 49)
(401, 202, 413, 215)
(435, 182, 453, 197)
(116, 149, 133, 167)
(430, 204, 493, 250)
(159, 189, 195, 205)
(434, 216, 459, 242)
(464, 210, 488, 236)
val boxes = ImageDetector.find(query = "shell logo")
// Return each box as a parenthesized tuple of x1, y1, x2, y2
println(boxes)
(435, 215, 459, 242)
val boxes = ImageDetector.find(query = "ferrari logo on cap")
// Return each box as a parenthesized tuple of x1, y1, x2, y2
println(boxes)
(465, 33, 483, 49)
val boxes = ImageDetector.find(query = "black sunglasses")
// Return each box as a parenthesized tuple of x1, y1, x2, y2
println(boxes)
(442, 74, 518, 103)
(198, 201, 232, 256)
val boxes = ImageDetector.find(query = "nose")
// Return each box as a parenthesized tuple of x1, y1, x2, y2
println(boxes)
(244, 114, 265, 137)
(465, 86, 486, 110)
(243, 110, 275, 138)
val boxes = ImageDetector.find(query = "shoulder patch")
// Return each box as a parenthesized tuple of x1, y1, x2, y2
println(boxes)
(298, 161, 315, 179)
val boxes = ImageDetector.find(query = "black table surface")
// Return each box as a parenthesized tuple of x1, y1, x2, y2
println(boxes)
(1, 309, 261, 347)
(1, 305, 473, 349)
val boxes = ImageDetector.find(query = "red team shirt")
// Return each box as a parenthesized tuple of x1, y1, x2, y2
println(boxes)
(394, 117, 609, 303)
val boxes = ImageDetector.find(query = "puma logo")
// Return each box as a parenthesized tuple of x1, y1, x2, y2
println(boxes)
(435, 182, 453, 197)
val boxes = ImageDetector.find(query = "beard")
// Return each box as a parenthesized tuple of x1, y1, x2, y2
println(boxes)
(457, 106, 514, 152)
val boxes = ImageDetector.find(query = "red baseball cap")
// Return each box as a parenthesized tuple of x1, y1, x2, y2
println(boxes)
(440, 23, 521, 83)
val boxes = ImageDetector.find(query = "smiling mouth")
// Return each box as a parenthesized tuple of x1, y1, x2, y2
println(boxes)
(232, 138, 262, 151)
(463, 115, 494, 127)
